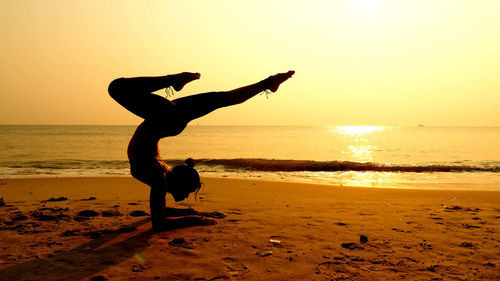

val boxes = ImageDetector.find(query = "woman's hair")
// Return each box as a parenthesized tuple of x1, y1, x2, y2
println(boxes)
(169, 158, 202, 197)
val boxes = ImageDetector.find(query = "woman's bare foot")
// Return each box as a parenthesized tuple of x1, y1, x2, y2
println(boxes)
(169, 72, 201, 91)
(263, 70, 295, 92)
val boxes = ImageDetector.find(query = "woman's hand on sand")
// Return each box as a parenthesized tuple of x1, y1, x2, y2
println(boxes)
(163, 215, 217, 229)
(178, 216, 217, 226)
(199, 211, 226, 219)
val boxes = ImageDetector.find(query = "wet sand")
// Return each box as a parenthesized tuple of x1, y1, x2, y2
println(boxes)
(0, 177, 498, 280)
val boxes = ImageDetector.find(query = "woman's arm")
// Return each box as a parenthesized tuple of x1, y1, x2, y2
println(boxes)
(165, 207, 225, 218)
(149, 184, 217, 232)
(149, 184, 167, 231)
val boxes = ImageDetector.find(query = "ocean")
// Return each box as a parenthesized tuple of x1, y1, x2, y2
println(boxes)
(0, 125, 499, 190)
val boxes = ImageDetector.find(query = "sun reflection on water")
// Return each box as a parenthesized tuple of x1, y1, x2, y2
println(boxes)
(347, 145, 375, 162)
(332, 126, 386, 135)
(329, 126, 389, 163)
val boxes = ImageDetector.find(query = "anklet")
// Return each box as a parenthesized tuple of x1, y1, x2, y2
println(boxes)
(261, 89, 272, 99)
(165, 86, 175, 98)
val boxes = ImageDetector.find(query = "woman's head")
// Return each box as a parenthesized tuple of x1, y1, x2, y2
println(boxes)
(167, 158, 201, 202)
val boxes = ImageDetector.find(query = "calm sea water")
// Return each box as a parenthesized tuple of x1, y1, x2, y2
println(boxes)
(0, 125, 499, 190)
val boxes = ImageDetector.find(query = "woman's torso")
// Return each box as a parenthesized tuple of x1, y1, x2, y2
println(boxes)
(128, 122, 169, 186)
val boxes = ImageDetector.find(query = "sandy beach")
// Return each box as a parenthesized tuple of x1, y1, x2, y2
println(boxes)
(0, 177, 498, 280)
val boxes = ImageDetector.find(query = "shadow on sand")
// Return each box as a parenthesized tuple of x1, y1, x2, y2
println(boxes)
(1, 218, 159, 281)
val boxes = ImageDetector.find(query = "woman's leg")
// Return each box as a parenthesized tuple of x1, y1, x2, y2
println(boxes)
(173, 71, 294, 122)
(108, 73, 200, 119)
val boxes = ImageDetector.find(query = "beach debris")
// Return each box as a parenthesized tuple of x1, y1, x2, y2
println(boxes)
(77, 210, 99, 217)
(341, 242, 364, 250)
(130, 210, 149, 217)
(91, 275, 108, 281)
(269, 237, 281, 244)
(0, 197, 6, 207)
(168, 238, 194, 249)
(359, 235, 368, 243)
(256, 250, 273, 257)
(268, 235, 286, 248)
(44, 197, 68, 202)
(101, 210, 121, 217)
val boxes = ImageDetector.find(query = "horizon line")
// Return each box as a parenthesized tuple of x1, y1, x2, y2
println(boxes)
(0, 124, 499, 128)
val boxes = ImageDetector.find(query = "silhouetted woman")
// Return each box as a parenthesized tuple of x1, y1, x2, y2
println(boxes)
(108, 71, 294, 231)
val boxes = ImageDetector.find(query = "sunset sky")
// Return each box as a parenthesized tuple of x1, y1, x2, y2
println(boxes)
(1, 0, 499, 126)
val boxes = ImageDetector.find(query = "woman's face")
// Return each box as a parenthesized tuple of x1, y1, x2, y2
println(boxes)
(167, 166, 200, 202)
(170, 186, 191, 202)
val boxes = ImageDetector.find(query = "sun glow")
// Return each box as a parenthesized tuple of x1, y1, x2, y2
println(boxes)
(333, 126, 385, 136)
(352, 0, 383, 12)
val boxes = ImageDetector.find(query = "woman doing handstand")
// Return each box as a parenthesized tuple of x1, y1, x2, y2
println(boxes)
(108, 70, 295, 231)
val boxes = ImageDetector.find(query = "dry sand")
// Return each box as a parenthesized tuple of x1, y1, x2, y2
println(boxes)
(0, 177, 498, 280)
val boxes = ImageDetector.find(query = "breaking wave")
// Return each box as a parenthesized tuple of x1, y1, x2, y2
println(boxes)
(2, 158, 498, 174)
(194, 158, 500, 173)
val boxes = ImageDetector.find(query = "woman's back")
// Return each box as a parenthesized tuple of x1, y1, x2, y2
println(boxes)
(127, 122, 160, 162)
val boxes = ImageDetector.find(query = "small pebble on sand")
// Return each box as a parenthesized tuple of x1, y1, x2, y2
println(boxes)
(360, 235, 368, 243)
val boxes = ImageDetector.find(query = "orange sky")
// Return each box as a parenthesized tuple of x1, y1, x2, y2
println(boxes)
(1, 0, 499, 126)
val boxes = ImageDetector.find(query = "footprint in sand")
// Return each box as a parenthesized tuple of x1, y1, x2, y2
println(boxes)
(31, 207, 71, 221)
(74, 209, 99, 221)
(129, 210, 149, 217)
(101, 210, 121, 217)
(222, 257, 249, 277)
